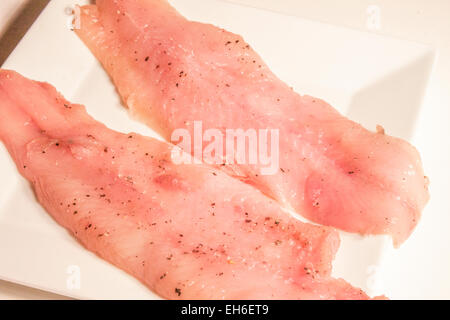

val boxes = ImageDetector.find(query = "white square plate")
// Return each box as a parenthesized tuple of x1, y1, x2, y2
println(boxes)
(0, 0, 434, 299)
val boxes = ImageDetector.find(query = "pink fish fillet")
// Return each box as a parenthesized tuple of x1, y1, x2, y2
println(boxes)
(75, 0, 429, 246)
(0, 69, 380, 299)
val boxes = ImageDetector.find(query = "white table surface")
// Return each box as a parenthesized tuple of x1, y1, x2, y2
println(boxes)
(0, 0, 449, 300)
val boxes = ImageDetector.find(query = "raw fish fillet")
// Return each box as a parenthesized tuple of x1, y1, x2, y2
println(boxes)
(0, 69, 374, 299)
(75, 0, 430, 246)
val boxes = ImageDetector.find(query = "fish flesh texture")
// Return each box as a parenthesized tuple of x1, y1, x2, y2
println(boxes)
(0, 69, 371, 299)
(75, 0, 430, 246)
(0, 69, 375, 299)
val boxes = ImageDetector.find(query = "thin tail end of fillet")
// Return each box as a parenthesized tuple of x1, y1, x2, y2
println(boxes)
(0, 69, 95, 166)
(0, 72, 41, 181)
(75, 4, 131, 107)
(0, 70, 36, 151)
